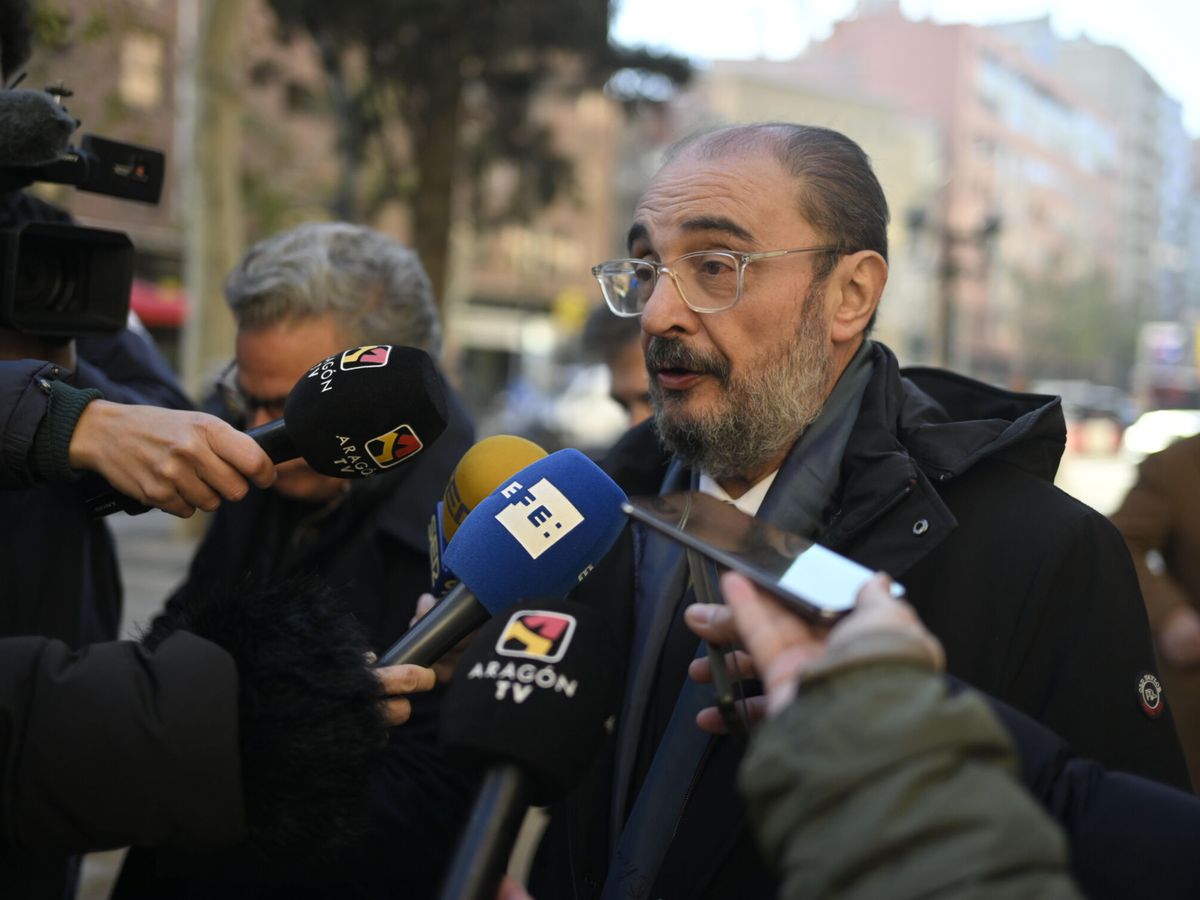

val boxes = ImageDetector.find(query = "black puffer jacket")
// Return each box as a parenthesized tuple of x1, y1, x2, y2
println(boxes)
(532, 340, 1187, 900)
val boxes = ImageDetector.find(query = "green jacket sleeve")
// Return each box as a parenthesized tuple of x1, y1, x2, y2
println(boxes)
(740, 660, 1082, 900)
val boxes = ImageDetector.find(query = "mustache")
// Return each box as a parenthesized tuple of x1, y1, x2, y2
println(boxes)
(645, 338, 730, 384)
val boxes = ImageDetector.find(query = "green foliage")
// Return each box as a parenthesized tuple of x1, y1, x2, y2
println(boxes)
(262, 0, 690, 298)
(31, 1, 71, 51)
(81, 9, 110, 41)
(1018, 268, 1139, 385)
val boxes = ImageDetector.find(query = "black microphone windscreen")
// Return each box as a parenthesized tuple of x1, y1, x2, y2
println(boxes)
(0, 88, 76, 166)
(440, 600, 620, 805)
(282, 344, 449, 478)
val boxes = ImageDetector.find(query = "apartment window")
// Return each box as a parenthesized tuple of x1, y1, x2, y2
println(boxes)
(119, 33, 164, 110)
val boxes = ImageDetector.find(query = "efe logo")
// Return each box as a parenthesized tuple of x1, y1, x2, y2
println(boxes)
(340, 345, 391, 370)
(493, 478, 584, 559)
(496, 610, 577, 663)
(365, 424, 423, 468)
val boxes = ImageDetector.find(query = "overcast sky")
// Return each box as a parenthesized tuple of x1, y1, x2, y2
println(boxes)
(612, 0, 1200, 138)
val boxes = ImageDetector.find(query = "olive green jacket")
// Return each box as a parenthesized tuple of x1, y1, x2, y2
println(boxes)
(740, 636, 1082, 900)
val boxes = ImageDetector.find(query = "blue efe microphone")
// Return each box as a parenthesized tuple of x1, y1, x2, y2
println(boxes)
(376, 448, 627, 668)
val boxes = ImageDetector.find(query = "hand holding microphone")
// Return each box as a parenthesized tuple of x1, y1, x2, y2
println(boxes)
(71, 402, 277, 518)
(379, 448, 628, 669)
(85, 344, 448, 517)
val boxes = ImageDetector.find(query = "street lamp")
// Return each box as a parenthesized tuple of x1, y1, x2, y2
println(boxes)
(906, 209, 1002, 369)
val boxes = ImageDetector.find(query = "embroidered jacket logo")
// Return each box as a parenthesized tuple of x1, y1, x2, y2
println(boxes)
(495, 610, 577, 663)
(493, 477, 584, 559)
(1137, 672, 1165, 719)
(365, 424, 423, 468)
(340, 345, 391, 370)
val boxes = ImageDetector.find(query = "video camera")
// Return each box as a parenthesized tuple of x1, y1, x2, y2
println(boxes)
(0, 83, 165, 337)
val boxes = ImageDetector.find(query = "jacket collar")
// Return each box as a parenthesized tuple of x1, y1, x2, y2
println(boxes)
(819, 342, 1065, 574)
(611, 341, 1067, 578)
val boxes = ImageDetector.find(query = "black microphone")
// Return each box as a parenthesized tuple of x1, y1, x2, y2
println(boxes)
(86, 344, 449, 516)
(375, 449, 628, 668)
(437, 600, 621, 900)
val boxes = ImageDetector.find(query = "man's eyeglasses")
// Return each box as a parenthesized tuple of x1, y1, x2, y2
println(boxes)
(591, 246, 840, 317)
(215, 361, 287, 423)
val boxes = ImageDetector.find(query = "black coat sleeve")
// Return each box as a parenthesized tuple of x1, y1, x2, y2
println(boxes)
(979, 680, 1200, 900)
(1011, 508, 1191, 789)
(0, 359, 59, 487)
(0, 631, 244, 852)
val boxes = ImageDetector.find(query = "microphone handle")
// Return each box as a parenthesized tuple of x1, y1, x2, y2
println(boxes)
(437, 763, 531, 900)
(375, 582, 491, 667)
(246, 417, 297, 464)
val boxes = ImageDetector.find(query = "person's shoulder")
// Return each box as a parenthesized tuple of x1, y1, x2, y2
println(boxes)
(939, 454, 1103, 534)
(1140, 432, 1200, 473)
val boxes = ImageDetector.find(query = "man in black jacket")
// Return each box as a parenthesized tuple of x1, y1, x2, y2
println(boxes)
(530, 122, 1188, 899)
(114, 223, 476, 900)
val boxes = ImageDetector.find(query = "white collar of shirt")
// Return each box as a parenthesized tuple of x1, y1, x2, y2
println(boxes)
(697, 470, 778, 516)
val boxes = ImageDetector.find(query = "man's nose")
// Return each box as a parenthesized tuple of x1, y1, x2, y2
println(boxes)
(640, 269, 696, 337)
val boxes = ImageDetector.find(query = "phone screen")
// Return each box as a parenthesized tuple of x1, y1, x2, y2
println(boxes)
(623, 491, 901, 622)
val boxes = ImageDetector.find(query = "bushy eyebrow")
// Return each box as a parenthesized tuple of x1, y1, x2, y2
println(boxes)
(626, 216, 756, 253)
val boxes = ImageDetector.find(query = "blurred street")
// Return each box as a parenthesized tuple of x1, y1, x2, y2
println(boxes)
(1054, 447, 1139, 516)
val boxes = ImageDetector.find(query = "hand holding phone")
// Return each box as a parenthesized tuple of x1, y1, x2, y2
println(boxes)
(623, 491, 904, 623)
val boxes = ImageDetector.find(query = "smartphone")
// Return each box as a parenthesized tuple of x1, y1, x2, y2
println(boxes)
(623, 491, 903, 622)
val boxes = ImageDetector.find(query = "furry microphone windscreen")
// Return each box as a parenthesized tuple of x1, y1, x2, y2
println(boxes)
(439, 600, 620, 805)
(441, 448, 629, 615)
(0, 88, 76, 166)
(282, 343, 449, 478)
(141, 575, 387, 851)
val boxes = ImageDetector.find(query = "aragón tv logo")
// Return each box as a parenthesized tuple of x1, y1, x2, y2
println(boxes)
(467, 610, 581, 704)
(495, 610, 577, 663)
(365, 424, 423, 468)
(339, 345, 391, 370)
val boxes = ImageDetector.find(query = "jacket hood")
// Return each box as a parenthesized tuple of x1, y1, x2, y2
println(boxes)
(894, 357, 1066, 484)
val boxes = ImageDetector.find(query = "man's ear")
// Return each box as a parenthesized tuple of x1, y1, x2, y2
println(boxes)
(827, 251, 888, 343)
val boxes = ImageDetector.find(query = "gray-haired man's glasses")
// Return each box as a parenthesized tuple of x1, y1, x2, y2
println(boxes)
(215, 361, 287, 423)
(591, 246, 839, 317)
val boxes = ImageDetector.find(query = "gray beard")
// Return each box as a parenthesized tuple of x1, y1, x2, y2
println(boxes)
(650, 291, 833, 481)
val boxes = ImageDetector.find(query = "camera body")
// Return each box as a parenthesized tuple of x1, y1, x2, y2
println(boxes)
(0, 85, 165, 338)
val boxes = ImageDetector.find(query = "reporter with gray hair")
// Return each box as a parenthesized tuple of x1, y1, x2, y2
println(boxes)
(113, 222, 475, 899)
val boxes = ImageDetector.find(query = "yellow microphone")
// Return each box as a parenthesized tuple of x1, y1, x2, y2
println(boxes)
(429, 435, 548, 595)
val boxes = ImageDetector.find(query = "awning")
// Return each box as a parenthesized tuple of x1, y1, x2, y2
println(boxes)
(130, 278, 188, 328)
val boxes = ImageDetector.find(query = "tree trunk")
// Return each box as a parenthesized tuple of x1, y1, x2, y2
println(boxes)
(410, 72, 463, 313)
(178, 0, 246, 399)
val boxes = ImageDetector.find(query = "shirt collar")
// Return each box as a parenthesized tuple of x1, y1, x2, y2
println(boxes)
(698, 469, 778, 516)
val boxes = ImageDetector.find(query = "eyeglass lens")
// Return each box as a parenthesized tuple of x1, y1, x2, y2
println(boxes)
(604, 252, 740, 313)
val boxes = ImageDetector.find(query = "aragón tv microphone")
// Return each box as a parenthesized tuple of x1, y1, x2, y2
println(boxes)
(437, 599, 621, 900)
(377, 448, 627, 668)
(429, 434, 547, 597)
(86, 344, 448, 516)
